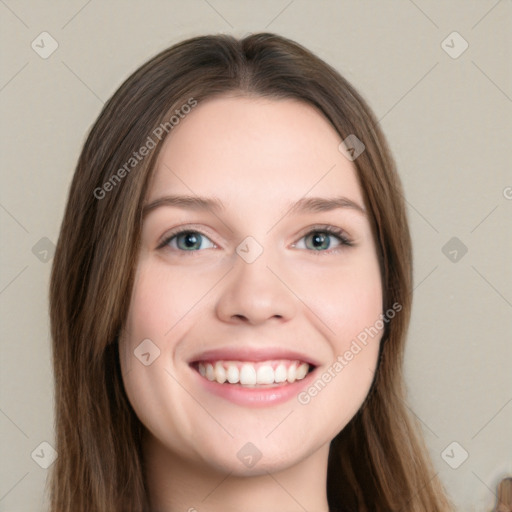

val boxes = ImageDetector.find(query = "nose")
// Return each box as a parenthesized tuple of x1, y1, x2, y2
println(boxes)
(214, 248, 297, 326)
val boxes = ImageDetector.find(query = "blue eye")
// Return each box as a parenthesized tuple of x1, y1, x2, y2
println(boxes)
(293, 226, 353, 254)
(161, 230, 215, 252)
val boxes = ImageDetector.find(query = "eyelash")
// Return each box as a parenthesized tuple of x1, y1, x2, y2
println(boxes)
(157, 225, 353, 256)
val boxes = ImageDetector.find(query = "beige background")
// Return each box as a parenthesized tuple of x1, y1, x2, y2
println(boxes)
(1, 1, 511, 511)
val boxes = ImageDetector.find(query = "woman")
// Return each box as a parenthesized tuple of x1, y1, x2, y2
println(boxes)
(48, 32, 455, 511)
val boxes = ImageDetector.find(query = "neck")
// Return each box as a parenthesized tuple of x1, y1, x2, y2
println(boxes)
(142, 429, 331, 512)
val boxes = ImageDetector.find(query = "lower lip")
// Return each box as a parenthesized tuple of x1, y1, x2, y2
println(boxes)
(191, 365, 317, 407)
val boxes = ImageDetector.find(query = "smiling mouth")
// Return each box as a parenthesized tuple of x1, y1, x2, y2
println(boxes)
(191, 359, 315, 387)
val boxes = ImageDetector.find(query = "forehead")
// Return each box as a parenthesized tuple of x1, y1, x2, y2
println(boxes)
(147, 95, 363, 207)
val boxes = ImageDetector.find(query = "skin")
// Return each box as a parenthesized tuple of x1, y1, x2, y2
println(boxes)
(119, 94, 384, 512)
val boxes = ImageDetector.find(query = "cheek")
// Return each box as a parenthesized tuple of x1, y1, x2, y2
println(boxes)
(294, 253, 383, 347)
(118, 259, 224, 412)
(291, 253, 383, 423)
(118, 264, 179, 415)
(121, 259, 219, 350)
(329, 273, 383, 349)
(118, 266, 201, 454)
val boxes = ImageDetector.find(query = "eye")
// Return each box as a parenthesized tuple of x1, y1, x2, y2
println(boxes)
(158, 229, 216, 252)
(157, 225, 353, 255)
(292, 226, 353, 255)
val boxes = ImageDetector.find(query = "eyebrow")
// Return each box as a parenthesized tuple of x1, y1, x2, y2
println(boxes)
(142, 194, 366, 219)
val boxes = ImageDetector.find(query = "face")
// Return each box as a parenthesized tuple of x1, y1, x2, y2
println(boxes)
(119, 95, 384, 476)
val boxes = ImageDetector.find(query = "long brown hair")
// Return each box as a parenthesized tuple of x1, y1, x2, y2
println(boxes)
(496, 477, 512, 512)
(48, 32, 455, 511)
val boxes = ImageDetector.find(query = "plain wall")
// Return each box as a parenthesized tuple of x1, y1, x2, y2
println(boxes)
(1, 1, 510, 510)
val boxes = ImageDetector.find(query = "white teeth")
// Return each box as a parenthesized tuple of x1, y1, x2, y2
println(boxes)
(205, 363, 215, 381)
(196, 360, 311, 386)
(296, 362, 309, 380)
(226, 365, 239, 384)
(287, 363, 297, 383)
(214, 361, 226, 383)
(239, 364, 257, 386)
(256, 365, 274, 384)
(274, 364, 287, 383)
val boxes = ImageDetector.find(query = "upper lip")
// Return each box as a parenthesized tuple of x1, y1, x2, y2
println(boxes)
(188, 346, 320, 367)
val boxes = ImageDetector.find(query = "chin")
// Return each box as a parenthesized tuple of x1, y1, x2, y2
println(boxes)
(196, 438, 315, 477)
